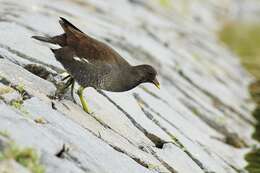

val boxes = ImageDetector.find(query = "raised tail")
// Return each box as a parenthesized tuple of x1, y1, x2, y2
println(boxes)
(32, 34, 67, 46)
(59, 17, 83, 33)
(32, 36, 54, 43)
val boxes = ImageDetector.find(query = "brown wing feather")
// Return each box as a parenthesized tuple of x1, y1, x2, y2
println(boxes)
(59, 17, 130, 67)
(59, 17, 83, 33)
(77, 38, 130, 66)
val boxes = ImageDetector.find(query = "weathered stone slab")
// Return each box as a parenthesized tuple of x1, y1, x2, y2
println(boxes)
(0, 0, 258, 172)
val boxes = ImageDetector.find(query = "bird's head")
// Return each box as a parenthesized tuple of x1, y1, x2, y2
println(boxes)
(132, 64, 160, 89)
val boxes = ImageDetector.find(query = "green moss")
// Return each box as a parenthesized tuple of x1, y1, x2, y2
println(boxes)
(169, 134, 185, 149)
(16, 84, 25, 94)
(10, 100, 23, 110)
(0, 130, 10, 138)
(0, 143, 45, 173)
(219, 22, 260, 172)
(147, 163, 160, 170)
(158, 0, 172, 7)
(10, 99, 29, 115)
(190, 106, 200, 116)
(15, 83, 29, 99)
(219, 22, 260, 79)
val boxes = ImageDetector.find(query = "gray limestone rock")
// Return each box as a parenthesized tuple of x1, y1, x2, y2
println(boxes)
(0, 0, 258, 173)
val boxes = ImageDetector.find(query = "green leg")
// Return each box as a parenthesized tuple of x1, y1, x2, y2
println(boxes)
(77, 86, 91, 114)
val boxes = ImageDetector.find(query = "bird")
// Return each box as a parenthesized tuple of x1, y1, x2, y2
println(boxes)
(32, 17, 160, 113)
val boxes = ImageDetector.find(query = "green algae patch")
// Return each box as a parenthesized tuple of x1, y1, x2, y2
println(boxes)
(219, 22, 260, 78)
(158, 0, 172, 7)
(219, 22, 260, 172)
(246, 149, 260, 173)
(0, 143, 45, 173)
(247, 83, 260, 172)
(10, 100, 23, 110)
(10, 99, 29, 116)
(0, 130, 10, 138)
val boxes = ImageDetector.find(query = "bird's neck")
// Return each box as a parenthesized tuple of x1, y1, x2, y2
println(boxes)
(119, 66, 144, 91)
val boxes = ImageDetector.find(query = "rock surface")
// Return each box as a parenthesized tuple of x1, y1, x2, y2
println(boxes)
(0, 160, 31, 173)
(0, 0, 258, 173)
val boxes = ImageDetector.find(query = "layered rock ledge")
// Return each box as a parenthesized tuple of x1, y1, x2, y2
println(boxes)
(0, 0, 259, 173)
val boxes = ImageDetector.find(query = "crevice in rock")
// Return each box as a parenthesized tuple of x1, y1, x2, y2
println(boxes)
(97, 90, 168, 149)
(54, 101, 137, 148)
(51, 102, 57, 110)
(133, 92, 192, 142)
(65, 153, 91, 173)
(145, 146, 178, 173)
(209, 146, 244, 173)
(23, 64, 75, 102)
(163, 73, 249, 148)
(89, 113, 112, 129)
(0, 43, 63, 73)
(0, 76, 31, 101)
(142, 25, 170, 49)
(55, 144, 70, 159)
(182, 99, 247, 148)
(43, 5, 75, 17)
(0, 76, 10, 85)
(74, 122, 161, 172)
(133, 93, 208, 172)
(139, 85, 170, 106)
(57, 130, 160, 173)
(10, 84, 31, 101)
(111, 39, 162, 69)
(104, 140, 176, 173)
(24, 64, 54, 81)
(181, 97, 249, 146)
(104, 144, 154, 171)
(178, 69, 254, 125)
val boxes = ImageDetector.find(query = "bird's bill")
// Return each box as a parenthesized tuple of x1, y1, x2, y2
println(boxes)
(152, 78, 160, 89)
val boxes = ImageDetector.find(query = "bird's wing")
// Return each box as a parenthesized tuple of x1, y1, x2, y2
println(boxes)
(59, 17, 130, 67)
(59, 17, 84, 35)
(51, 47, 112, 81)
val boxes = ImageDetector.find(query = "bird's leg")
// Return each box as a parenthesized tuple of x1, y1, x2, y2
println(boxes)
(77, 86, 90, 114)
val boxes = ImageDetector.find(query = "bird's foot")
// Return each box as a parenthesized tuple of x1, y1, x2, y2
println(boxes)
(55, 75, 76, 103)
(77, 86, 91, 114)
(55, 83, 69, 100)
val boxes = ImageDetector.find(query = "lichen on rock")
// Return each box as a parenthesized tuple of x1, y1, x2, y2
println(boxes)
(0, 0, 259, 173)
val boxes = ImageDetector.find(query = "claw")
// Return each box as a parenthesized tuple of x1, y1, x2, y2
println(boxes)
(55, 75, 76, 102)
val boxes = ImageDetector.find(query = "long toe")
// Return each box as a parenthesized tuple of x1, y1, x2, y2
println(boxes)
(70, 79, 77, 103)
(62, 74, 71, 81)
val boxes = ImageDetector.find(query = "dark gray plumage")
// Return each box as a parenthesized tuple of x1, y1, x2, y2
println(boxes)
(32, 17, 159, 113)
